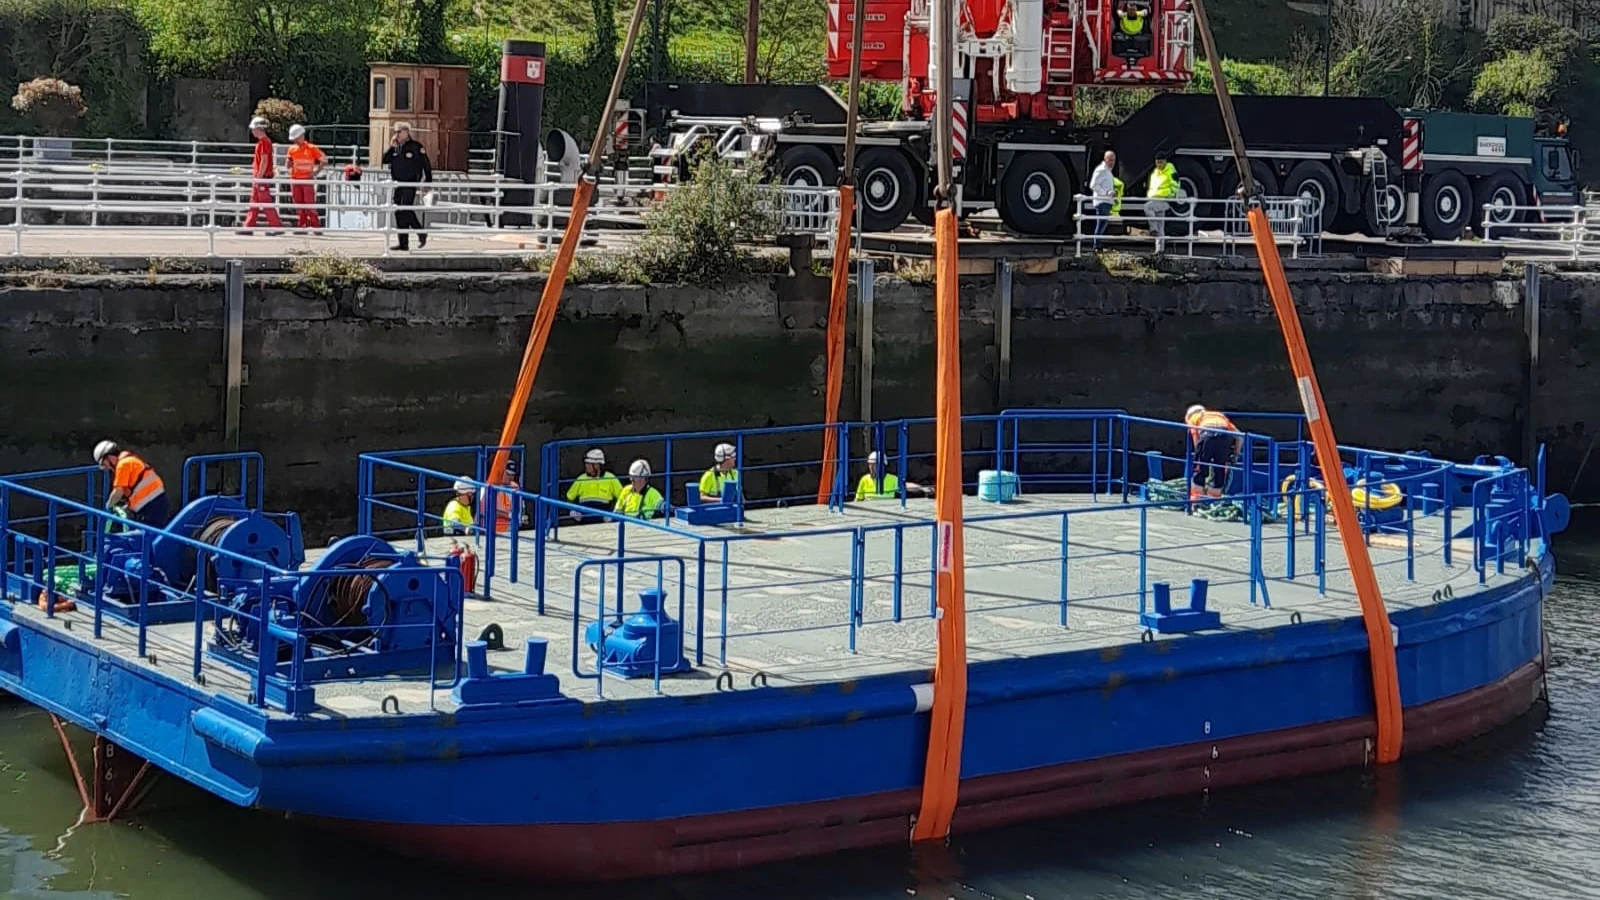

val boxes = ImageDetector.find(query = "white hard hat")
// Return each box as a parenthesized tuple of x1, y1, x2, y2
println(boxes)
(288, 124, 306, 140)
(452, 479, 473, 493)
(584, 448, 605, 465)
(867, 451, 881, 466)
(249, 116, 269, 130)
(1186, 404, 1205, 420)
(92, 440, 119, 465)
(713, 442, 736, 462)
(628, 459, 651, 478)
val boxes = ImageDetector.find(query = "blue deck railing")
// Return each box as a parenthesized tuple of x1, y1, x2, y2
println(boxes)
(0, 460, 466, 715)
(1, 411, 1552, 710)
(353, 411, 1551, 699)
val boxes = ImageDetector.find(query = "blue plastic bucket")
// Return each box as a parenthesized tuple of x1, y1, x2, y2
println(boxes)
(978, 470, 1020, 503)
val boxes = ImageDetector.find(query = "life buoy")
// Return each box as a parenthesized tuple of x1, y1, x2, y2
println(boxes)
(1281, 474, 1404, 517)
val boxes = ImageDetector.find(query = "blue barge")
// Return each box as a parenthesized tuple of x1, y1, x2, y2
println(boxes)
(0, 410, 1568, 879)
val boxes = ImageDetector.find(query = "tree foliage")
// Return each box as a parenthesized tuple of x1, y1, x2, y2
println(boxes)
(0, 0, 150, 135)
(129, 0, 377, 122)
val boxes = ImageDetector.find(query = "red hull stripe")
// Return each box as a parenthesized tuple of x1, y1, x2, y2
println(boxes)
(311, 657, 1544, 881)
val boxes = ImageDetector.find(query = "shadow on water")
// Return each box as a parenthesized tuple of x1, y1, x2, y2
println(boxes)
(3, 514, 1600, 899)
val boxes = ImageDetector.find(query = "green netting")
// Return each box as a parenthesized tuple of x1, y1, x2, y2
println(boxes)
(1144, 478, 1282, 524)
(48, 562, 97, 596)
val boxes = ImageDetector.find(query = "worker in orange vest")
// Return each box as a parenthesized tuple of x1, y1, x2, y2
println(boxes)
(479, 459, 522, 534)
(93, 440, 170, 527)
(1184, 404, 1243, 501)
(240, 116, 284, 233)
(285, 124, 328, 231)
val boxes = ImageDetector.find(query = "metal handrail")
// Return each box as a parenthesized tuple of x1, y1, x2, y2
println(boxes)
(1072, 193, 1322, 257)
(2, 165, 841, 256)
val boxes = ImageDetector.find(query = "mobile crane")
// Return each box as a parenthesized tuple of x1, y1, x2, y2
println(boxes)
(636, 0, 1580, 239)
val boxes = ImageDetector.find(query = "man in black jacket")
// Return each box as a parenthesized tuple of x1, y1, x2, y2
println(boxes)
(382, 122, 432, 250)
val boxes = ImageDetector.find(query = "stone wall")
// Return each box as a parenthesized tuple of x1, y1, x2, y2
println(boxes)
(0, 263, 1591, 533)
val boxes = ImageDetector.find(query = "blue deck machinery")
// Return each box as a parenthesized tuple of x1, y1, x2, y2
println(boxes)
(208, 533, 464, 702)
(91, 454, 306, 625)
(1, 451, 467, 715)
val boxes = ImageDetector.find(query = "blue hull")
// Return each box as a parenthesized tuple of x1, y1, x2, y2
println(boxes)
(0, 551, 1549, 876)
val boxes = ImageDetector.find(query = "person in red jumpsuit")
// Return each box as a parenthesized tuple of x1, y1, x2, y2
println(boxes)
(241, 116, 284, 233)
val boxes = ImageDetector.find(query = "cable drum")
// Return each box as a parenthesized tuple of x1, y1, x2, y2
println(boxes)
(322, 558, 396, 629)
(183, 515, 241, 592)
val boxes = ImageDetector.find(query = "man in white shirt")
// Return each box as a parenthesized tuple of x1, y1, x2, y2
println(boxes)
(1089, 150, 1117, 249)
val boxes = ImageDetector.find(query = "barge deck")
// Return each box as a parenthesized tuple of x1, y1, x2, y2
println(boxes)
(0, 409, 1565, 879)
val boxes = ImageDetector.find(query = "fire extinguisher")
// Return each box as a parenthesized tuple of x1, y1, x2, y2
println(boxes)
(448, 540, 479, 597)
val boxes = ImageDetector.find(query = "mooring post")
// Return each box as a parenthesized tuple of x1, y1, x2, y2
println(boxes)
(995, 260, 1013, 410)
(857, 258, 875, 425)
(223, 259, 245, 453)
(1523, 262, 1541, 469)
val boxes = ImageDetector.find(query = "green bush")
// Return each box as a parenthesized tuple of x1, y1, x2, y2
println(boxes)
(627, 151, 782, 284)
(252, 97, 305, 142)
(0, 0, 151, 137)
(11, 76, 85, 135)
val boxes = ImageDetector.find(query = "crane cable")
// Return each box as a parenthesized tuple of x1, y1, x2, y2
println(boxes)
(1189, 0, 1404, 763)
(912, 0, 969, 844)
(815, 0, 868, 507)
(489, 0, 654, 488)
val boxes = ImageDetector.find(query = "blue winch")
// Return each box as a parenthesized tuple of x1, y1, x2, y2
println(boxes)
(209, 534, 463, 688)
(584, 587, 690, 679)
(100, 494, 304, 625)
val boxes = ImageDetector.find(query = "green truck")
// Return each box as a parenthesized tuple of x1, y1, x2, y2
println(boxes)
(1402, 109, 1580, 239)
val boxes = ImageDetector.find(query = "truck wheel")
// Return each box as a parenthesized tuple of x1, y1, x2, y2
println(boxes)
(1221, 161, 1277, 234)
(1475, 172, 1527, 234)
(1283, 161, 1339, 233)
(855, 147, 918, 232)
(1362, 183, 1405, 236)
(779, 145, 838, 190)
(1000, 152, 1075, 235)
(1421, 170, 1471, 240)
(1170, 158, 1211, 232)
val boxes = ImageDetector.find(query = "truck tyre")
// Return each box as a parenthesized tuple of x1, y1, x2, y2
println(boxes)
(779, 145, 838, 190)
(1475, 172, 1528, 234)
(1000, 152, 1075, 235)
(855, 147, 918, 232)
(1283, 161, 1339, 233)
(1171, 157, 1212, 222)
(1220, 160, 1277, 235)
(1421, 170, 1471, 240)
(1362, 183, 1405, 237)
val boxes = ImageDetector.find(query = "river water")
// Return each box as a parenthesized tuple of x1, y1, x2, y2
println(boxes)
(3, 533, 1598, 900)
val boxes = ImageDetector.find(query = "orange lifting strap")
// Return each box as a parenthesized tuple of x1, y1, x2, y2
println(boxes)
(1246, 206, 1403, 762)
(911, 207, 969, 841)
(489, 179, 595, 484)
(815, 184, 856, 505)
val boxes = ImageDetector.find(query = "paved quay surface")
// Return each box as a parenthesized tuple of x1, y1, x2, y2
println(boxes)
(9, 493, 1518, 718)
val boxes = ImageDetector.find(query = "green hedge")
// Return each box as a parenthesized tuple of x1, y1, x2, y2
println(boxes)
(0, 0, 154, 136)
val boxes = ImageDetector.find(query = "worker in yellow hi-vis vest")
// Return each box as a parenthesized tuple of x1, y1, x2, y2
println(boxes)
(566, 448, 622, 523)
(698, 443, 740, 502)
(1145, 151, 1179, 253)
(615, 459, 664, 519)
(854, 451, 931, 502)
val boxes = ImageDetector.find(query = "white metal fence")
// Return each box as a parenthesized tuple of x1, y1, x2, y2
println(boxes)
(0, 164, 841, 258)
(1478, 204, 1600, 260)
(1072, 193, 1323, 257)
(0, 132, 498, 175)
